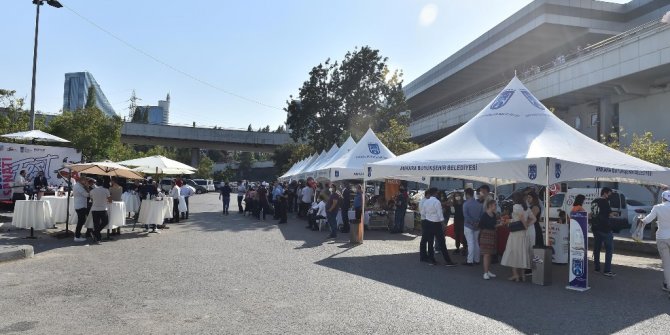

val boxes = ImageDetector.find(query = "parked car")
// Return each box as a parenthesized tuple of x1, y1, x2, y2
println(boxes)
(184, 179, 208, 194)
(191, 178, 215, 192)
(159, 178, 173, 193)
(548, 188, 630, 233)
(625, 199, 653, 227)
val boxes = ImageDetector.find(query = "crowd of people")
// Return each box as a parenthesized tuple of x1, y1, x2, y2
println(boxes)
(225, 179, 365, 240)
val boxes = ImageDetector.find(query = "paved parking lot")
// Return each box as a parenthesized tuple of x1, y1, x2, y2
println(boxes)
(0, 193, 668, 334)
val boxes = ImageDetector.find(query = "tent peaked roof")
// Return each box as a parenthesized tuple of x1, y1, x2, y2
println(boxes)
(369, 76, 670, 185)
(328, 129, 395, 181)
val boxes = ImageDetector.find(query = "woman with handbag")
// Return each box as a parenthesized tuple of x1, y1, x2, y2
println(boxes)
(501, 192, 536, 282)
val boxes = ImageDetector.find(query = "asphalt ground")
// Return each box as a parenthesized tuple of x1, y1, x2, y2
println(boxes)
(0, 193, 668, 334)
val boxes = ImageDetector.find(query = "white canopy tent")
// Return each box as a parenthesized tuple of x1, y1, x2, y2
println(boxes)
(298, 150, 327, 180)
(366, 76, 670, 243)
(327, 128, 395, 182)
(292, 153, 320, 181)
(117, 155, 196, 175)
(278, 156, 309, 182)
(315, 136, 357, 181)
(305, 144, 339, 179)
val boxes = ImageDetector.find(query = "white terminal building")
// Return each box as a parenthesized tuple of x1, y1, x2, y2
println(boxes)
(406, 0, 670, 203)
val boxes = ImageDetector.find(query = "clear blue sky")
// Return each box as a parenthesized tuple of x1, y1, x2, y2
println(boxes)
(1, 0, 630, 130)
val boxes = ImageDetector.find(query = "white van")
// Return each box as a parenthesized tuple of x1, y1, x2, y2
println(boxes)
(548, 188, 630, 232)
(192, 179, 215, 192)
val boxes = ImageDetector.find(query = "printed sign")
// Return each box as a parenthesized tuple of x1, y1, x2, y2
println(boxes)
(0, 142, 81, 199)
(567, 211, 590, 291)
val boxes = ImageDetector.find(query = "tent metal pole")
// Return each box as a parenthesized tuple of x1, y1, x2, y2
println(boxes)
(361, 178, 366, 242)
(545, 158, 551, 246)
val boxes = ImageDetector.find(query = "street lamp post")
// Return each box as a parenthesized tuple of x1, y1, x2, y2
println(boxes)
(28, 0, 62, 131)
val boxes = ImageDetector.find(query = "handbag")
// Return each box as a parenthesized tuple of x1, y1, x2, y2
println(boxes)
(509, 221, 526, 232)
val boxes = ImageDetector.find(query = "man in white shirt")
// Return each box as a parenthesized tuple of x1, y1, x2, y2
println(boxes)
(180, 184, 195, 219)
(307, 195, 327, 231)
(300, 185, 314, 218)
(169, 180, 181, 223)
(641, 190, 670, 295)
(12, 170, 28, 202)
(420, 188, 456, 267)
(73, 177, 91, 242)
(237, 181, 247, 214)
(89, 181, 112, 244)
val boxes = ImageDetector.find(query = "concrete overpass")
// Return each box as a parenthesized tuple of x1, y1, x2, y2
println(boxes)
(121, 122, 293, 166)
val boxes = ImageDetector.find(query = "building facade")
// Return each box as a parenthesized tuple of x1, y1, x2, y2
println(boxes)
(405, 0, 670, 203)
(132, 93, 170, 125)
(62, 72, 117, 117)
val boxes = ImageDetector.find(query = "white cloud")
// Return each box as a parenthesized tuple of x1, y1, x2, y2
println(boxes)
(418, 3, 438, 27)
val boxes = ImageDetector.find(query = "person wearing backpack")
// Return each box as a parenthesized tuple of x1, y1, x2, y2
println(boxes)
(591, 187, 618, 277)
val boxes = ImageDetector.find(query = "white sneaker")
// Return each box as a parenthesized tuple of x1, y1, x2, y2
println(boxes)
(487, 272, 497, 278)
(483, 273, 490, 280)
(73, 237, 86, 242)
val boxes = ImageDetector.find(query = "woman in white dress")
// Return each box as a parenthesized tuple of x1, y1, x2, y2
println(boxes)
(501, 192, 537, 282)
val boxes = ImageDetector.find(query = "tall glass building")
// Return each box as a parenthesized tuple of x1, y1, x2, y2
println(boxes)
(62, 72, 117, 117)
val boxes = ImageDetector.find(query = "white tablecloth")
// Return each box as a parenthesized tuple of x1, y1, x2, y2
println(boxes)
(122, 192, 141, 213)
(137, 197, 173, 226)
(12, 200, 54, 231)
(348, 210, 371, 225)
(85, 201, 127, 230)
(41, 196, 70, 223)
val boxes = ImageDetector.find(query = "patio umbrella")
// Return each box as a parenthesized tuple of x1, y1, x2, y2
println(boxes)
(1, 130, 70, 143)
(63, 161, 144, 179)
(117, 155, 196, 175)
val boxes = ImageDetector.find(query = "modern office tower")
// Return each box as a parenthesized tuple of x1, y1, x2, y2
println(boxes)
(63, 71, 117, 117)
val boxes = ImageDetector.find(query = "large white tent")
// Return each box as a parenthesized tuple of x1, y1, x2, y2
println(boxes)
(305, 144, 339, 179)
(315, 136, 357, 181)
(365, 76, 670, 243)
(327, 128, 395, 181)
(368, 76, 670, 186)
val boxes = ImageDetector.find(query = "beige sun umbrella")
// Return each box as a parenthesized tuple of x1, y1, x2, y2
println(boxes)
(63, 161, 144, 179)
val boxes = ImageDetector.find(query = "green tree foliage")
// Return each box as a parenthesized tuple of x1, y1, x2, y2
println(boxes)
(606, 131, 670, 201)
(272, 143, 313, 173)
(196, 156, 214, 179)
(377, 119, 420, 155)
(0, 89, 47, 134)
(285, 46, 408, 152)
(131, 106, 149, 124)
(47, 107, 123, 162)
(212, 167, 236, 182)
(238, 152, 254, 179)
(85, 86, 96, 109)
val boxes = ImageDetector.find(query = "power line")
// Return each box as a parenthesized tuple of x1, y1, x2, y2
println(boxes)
(61, 3, 282, 111)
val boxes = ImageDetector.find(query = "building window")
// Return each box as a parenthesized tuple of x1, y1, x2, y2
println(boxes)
(575, 116, 581, 130)
(590, 114, 598, 127)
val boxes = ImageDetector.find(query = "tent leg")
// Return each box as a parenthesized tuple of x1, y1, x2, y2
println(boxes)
(545, 158, 550, 246)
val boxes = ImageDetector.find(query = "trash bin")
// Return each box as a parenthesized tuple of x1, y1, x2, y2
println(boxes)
(350, 222, 362, 244)
(532, 246, 552, 286)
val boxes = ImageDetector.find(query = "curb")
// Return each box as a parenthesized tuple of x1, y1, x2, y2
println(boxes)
(0, 245, 34, 263)
(588, 236, 658, 256)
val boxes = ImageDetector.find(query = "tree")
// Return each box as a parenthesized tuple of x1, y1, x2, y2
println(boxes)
(47, 106, 123, 162)
(377, 119, 420, 155)
(272, 143, 313, 173)
(274, 125, 285, 133)
(247, 124, 253, 132)
(0, 89, 47, 134)
(285, 46, 408, 152)
(85, 86, 96, 109)
(605, 131, 670, 201)
(196, 156, 214, 179)
(238, 152, 255, 178)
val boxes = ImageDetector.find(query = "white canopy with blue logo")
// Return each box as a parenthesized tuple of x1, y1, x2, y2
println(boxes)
(367, 76, 670, 186)
(325, 128, 396, 182)
(315, 136, 357, 181)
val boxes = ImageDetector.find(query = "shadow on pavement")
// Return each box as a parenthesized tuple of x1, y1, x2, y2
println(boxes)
(315, 252, 669, 334)
(0, 221, 151, 254)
